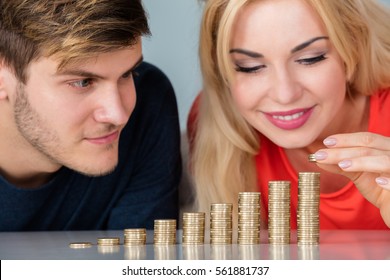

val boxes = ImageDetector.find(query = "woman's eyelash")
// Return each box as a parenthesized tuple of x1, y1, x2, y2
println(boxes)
(234, 65, 265, 73)
(297, 54, 327, 65)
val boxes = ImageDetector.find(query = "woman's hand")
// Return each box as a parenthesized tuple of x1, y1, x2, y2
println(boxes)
(314, 132, 390, 227)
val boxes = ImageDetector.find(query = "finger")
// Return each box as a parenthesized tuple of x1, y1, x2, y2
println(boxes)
(337, 155, 390, 174)
(323, 132, 390, 150)
(313, 147, 390, 164)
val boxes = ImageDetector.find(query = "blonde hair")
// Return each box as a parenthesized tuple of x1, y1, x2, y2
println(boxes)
(191, 0, 390, 217)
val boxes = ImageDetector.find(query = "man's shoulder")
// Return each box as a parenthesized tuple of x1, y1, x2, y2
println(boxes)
(132, 61, 177, 111)
(134, 61, 172, 89)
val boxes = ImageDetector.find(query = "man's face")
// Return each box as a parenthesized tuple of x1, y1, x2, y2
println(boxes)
(8, 42, 142, 176)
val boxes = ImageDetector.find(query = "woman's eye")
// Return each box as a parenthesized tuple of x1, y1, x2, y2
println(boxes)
(69, 79, 93, 88)
(235, 65, 265, 73)
(296, 54, 327, 65)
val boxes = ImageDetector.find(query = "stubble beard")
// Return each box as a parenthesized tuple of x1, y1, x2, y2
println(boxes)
(13, 83, 118, 177)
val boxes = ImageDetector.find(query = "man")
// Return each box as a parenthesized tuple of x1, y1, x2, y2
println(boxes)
(0, 0, 181, 230)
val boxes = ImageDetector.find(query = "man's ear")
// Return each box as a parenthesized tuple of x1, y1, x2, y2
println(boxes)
(0, 60, 10, 100)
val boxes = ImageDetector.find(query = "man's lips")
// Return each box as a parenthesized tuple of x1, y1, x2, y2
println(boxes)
(86, 131, 120, 145)
(263, 107, 315, 130)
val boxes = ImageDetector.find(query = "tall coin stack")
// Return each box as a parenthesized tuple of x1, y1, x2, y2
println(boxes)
(237, 192, 261, 245)
(153, 219, 177, 245)
(268, 181, 291, 245)
(124, 228, 147, 246)
(210, 203, 233, 245)
(297, 172, 320, 245)
(182, 212, 206, 245)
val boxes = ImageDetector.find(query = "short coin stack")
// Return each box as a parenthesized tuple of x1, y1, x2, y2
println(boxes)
(182, 212, 205, 245)
(69, 242, 93, 249)
(308, 154, 317, 162)
(210, 203, 233, 245)
(237, 192, 261, 245)
(153, 219, 177, 245)
(268, 181, 291, 245)
(97, 237, 120, 246)
(297, 172, 320, 245)
(97, 237, 121, 254)
(124, 228, 147, 246)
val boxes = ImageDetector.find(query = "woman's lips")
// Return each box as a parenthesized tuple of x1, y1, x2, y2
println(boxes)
(264, 107, 314, 130)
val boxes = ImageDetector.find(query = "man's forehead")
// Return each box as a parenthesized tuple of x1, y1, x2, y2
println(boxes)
(51, 46, 143, 74)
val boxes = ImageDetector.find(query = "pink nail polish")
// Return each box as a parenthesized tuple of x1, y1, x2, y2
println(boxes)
(324, 137, 337, 147)
(376, 177, 389, 185)
(338, 160, 352, 169)
(314, 151, 327, 160)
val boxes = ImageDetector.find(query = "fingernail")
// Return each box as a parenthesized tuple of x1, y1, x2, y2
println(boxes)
(323, 137, 337, 147)
(376, 177, 389, 185)
(314, 151, 327, 160)
(376, 178, 390, 191)
(338, 160, 352, 169)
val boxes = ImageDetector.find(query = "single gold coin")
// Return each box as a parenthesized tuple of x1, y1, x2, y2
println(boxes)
(69, 242, 93, 249)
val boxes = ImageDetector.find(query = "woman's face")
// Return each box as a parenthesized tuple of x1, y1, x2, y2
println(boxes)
(229, 0, 347, 148)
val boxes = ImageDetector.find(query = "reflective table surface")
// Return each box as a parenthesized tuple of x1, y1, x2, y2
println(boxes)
(1, 230, 389, 260)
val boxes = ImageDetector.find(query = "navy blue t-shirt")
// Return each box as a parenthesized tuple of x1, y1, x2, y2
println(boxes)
(0, 62, 181, 231)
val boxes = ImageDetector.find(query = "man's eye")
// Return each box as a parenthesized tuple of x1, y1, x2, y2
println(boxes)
(296, 54, 327, 65)
(122, 70, 138, 79)
(69, 79, 92, 88)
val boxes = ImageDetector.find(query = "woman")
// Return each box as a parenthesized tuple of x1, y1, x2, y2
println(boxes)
(188, 0, 390, 229)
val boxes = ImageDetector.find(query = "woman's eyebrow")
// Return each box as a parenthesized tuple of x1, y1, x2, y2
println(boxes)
(291, 36, 329, 53)
(229, 36, 328, 58)
(229, 48, 263, 58)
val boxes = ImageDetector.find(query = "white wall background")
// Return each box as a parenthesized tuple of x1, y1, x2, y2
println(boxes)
(142, 0, 390, 132)
(142, 0, 203, 131)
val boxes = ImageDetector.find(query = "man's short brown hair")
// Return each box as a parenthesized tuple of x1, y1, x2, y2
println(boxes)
(0, 0, 150, 83)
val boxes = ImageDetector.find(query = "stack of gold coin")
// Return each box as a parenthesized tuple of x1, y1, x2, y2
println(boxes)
(153, 219, 177, 245)
(308, 154, 317, 162)
(268, 181, 291, 245)
(182, 212, 205, 245)
(297, 172, 320, 245)
(210, 203, 233, 245)
(69, 242, 93, 249)
(97, 237, 120, 246)
(123, 228, 147, 246)
(237, 192, 261, 245)
(97, 237, 121, 254)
